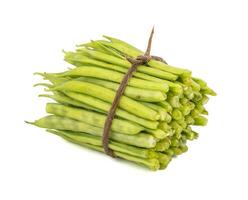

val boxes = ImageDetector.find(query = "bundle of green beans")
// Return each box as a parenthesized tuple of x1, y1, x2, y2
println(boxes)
(27, 35, 216, 171)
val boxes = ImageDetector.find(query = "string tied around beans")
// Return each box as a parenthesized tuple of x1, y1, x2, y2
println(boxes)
(102, 27, 167, 157)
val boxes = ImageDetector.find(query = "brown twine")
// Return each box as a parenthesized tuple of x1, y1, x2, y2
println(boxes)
(102, 27, 166, 157)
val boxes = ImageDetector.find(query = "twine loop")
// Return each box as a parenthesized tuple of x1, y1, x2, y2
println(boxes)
(102, 27, 166, 157)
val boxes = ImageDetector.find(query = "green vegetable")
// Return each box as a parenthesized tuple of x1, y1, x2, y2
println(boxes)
(27, 33, 216, 170)
(167, 94, 181, 108)
(172, 109, 183, 121)
(65, 52, 176, 85)
(46, 103, 144, 135)
(26, 115, 157, 148)
(98, 35, 191, 77)
(64, 91, 159, 129)
(39, 92, 105, 113)
(141, 102, 171, 122)
(49, 129, 160, 170)
(193, 115, 208, 126)
(76, 48, 178, 82)
(48, 129, 157, 159)
(60, 66, 169, 92)
(75, 77, 167, 102)
(50, 80, 160, 121)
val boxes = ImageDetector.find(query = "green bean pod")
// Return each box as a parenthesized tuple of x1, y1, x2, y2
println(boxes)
(49, 129, 160, 170)
(48, 129, 157, 159)
(27, 115, 157, 148)
(172, 109, 183, 121)
(39, 92, 104, 113)
(50, 80, 160, 121)
(76, 77, 167, 102)
(141, 102, 171, 122)
(193, 115, 208, 126)
(158, 122, 174, 136)
(64, 91, 158, 129)
(99, 36, 191, 77)
(46, 103, 144, 135)
(65, 52, 177, 84)
(59, 66, 169, 92)
(167, 95, 181, 108)
(153, 138, 171, 152)
(157, 101, 173, 113)
(145, 129, 170, 139)
(76, 47, 178, 81)
(170, 121, 183, 135)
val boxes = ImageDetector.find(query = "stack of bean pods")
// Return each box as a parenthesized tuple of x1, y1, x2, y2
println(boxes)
(27, 35, 216, 170)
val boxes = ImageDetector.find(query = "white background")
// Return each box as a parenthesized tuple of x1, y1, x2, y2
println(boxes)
(0, 0, 247, 199)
